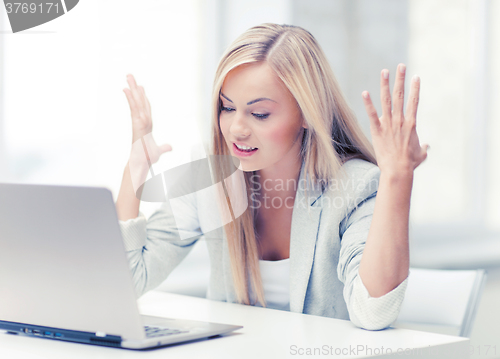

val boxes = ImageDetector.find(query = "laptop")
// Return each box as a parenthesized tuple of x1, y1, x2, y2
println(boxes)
(0, 182, 242, 349)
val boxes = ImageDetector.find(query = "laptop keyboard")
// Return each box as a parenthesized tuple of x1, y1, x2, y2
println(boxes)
(144, 325, 189, 338)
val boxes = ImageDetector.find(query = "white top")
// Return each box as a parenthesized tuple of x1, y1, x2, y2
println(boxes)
(257, 258, 290, 311)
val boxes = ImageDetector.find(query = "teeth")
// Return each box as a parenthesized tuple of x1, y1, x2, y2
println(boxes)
(235, 144, 257, 150)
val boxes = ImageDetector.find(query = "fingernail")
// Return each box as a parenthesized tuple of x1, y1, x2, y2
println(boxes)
(362, 91, 369, 99)
(413, 75, 420, 83)
(399, 64, 406, 74)
(383, 70, 389, 79)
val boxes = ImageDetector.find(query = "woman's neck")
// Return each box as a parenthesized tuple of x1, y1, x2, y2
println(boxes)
(255, 155, 302, 208)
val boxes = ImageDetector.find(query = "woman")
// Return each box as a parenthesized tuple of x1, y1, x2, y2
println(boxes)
(116, 23, 428, 331)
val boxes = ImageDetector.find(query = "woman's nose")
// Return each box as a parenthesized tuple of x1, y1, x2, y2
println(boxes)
(229, 113, 251, 138)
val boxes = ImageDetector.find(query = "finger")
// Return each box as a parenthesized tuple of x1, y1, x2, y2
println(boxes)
(405, 75, 420, 121)
(126, 74, 143, 106)
(133, 85, 148, 120)
(126, 73, 138, 90)
(125, 75, 141, 109)
(420, 143, 429, 162)
(159, 143, 172, 154)
(362, 91, 381, 130)
(137, 86, 146, 110)
(392, 63, 406, 119)
(146, 96, 151, 114)
(138, 85, 146, 102)
(123, 88, 138, 116)
(380, 69, 392, 119)
(139, 86, 150, 114)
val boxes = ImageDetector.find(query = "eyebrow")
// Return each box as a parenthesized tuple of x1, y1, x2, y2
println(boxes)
(220, 92, 277, 105)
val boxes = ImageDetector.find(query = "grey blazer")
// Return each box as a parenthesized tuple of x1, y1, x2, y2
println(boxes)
(119, 158, 408, 330)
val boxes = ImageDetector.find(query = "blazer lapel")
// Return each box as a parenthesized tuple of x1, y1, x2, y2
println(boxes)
(289, 160, 324, 313)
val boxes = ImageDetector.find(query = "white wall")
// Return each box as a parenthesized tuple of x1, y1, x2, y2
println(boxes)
(1, 0, 205, 220)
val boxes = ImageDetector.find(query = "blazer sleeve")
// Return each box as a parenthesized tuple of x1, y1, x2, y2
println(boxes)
(337, 165, 409, 330)
(118, 177, 203, 299)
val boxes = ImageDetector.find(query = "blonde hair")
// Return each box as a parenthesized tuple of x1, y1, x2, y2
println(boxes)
(209, 23, 376, 307)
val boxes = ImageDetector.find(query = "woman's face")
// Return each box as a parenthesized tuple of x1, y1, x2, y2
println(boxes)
(219, 61, 306, 172)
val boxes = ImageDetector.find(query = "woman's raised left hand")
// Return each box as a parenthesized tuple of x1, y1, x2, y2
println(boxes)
(362, 63, 429, 177)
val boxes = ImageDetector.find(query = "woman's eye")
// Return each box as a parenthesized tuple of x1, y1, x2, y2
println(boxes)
(221, 106, 269, 120)
(252, 113, 269, 120)
(221, 106, 234, 112)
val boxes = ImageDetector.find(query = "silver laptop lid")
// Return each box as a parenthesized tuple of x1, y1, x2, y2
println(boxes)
(0, 183, 145, 340)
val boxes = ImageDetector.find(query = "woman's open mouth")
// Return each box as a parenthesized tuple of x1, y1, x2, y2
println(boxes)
(232, 143, 258, 157)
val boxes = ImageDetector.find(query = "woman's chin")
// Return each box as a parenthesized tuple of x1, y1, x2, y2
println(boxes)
(240, 166, 256, 172)
(238, 163, 261, 172)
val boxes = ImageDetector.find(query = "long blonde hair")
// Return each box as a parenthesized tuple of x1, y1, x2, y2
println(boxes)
(209, 23, 376, 307)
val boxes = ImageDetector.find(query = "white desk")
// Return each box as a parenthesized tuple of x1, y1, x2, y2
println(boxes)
(0, 290, 470, 358)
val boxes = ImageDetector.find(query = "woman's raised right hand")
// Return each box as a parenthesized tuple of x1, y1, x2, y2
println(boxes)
(123, 74, 172, 165)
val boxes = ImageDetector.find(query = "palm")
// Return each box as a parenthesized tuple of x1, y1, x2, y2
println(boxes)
(123, 74, 172, 165)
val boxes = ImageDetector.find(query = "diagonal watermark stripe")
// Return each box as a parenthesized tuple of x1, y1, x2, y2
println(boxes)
(129, 135, 248, 240)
